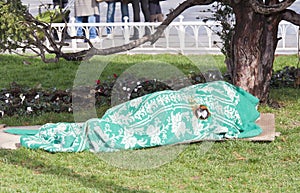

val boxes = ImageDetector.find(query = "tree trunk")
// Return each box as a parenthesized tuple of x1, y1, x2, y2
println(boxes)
(229, 2, 280, 103)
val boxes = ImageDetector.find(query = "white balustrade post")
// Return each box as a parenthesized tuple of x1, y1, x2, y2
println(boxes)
(281, 24, 287, 49)
(123, 16, 130, 44)
(57, 26, 62, 42)
(192, 26, 199, 48)
(203, 21, 214, 49)
(69, 17, 77, 50)
(206, 25, 213, 49)
(178, 15, 185, 54)
(165, 27, 170, 48)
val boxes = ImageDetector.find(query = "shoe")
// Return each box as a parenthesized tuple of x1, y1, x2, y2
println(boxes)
(90, 36, 101, 43)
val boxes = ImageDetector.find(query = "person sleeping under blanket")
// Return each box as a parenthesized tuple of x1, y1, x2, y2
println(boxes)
(19, 81, 262, 152)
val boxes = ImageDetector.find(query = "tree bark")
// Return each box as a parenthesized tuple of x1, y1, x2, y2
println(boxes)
(230, 1, 280, 103)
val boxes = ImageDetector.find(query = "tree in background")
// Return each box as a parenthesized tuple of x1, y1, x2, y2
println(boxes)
(1, 0, 300, 103)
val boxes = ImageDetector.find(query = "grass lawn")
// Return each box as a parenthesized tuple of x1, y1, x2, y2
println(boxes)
(0, 54, 299, 192)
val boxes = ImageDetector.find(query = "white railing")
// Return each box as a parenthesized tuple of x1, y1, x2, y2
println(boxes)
(48, 16, 299, 55)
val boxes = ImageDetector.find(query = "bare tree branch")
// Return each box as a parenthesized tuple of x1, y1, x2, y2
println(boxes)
(250, 0, 296, 14)
(281, 9, 300, 26)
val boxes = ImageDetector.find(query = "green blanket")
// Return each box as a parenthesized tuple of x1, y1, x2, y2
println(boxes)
(18, 81, 262, 152)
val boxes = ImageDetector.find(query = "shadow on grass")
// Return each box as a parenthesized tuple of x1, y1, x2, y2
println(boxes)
(0, 149, 149, 193)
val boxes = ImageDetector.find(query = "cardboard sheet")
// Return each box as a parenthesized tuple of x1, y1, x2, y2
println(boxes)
(242, 113, 279, 141)
(0, 113, 279, 150)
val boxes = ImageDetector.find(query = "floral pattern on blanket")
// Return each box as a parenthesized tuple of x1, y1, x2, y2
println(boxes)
(20, 81, 262, 152)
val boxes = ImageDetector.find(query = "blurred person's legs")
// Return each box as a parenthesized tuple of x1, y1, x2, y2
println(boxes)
(140, 0, 151, 35)
(106, 2, 116, 35)
(130, 0, 150, 39)
(96, 2, 101, 22)
(132, 0, 141, 22)
(121, 2, 129, 22)
(149, 1, 163, 22)
(140, 0, 150, 22)
(130, 0, 141, 40)
(76, 16, 84, 37)
(88, 15, 101, 42)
